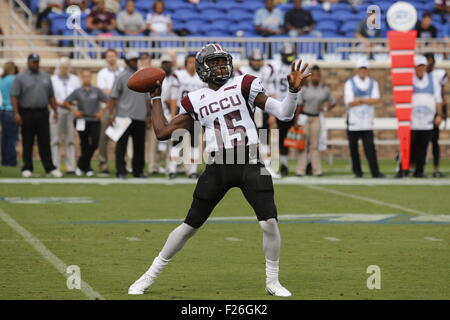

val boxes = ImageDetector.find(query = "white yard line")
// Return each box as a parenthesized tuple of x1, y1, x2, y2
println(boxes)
(303, 185, 429, 216)
(1, 177, 450, 185)
(0, 208, 105, 300)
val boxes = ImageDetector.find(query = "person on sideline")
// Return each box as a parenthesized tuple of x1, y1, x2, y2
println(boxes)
(294, 65, 336, 177)
(64, 70, 108, 176)
(96, 48, 124, 174)
(344, 59, 384, 178)
(0, 61, 19, 167)
(10, 53, 62, 178)
(50, 57, 81, 174)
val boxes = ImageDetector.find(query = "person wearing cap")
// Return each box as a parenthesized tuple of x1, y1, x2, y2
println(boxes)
(64, 70, 108, 176)
(344, 59, 383, 178)
(146, 54, 172, 175)
(108, 51, 151, 179)
(10, 54, 62, 178)
(294, 65, 336, 177)
(50, 57, 81, 174)
(425, 52, 448, 178)
(96, 48, 124, 174)
(405, 55, 443, 178)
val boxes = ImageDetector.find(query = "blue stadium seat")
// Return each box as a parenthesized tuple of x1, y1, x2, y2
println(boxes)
(316, 21, 339, 33)
(338, 12, 364, 23)
(196, 2, 219, 11)
(165, 1, 195, 12)
(172, 20, 186, 31)
(340, 21, 359, 35)
(331, 3, 353, 12)
(321, 31, 340, 38)
(227, 8, 255, 21)
(48, 13, 69, 35)
(240, 1, 264, 12)
(135, 2, 150, 14)
(204, 30, 231, 37)
(185, 21, 203, 34)
(229, 21, 255, 35)
(176, 9, 201, 22)
(277, 3, 294, 13)
(311, 11, 333, 21)
(199, 8, 224, 17)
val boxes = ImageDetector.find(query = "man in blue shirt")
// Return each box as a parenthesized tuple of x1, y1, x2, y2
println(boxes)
(254, 0, 285, 37)
(0, 61, 18, 167)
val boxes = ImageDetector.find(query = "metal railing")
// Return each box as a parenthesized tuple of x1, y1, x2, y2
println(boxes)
(8, 0, 33, 32)
(1, 35, 449, 63)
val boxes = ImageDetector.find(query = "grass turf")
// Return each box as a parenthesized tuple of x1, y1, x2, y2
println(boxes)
(0, 181, 449, 300)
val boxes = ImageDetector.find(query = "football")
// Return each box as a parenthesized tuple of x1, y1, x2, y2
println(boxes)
(127, 67, 166, 93)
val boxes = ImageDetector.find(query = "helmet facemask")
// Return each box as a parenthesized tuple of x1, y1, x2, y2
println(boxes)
(205, 56, 233, 85)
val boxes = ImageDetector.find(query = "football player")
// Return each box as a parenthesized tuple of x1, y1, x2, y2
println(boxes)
(236, 48, 276, 171)
(167, 53, 206, 179)
(128, 43, 310, 297)
(271, 43, 298, 177)
(425, 53, 448, 178)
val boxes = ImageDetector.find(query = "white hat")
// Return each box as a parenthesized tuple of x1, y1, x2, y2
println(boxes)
(125, 51, 140, 61)
(160, 54, 172, 63)
(414, 55, 427, 66)
(356, 58, 369, 69)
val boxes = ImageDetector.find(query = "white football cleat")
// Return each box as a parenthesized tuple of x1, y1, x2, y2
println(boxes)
(128, 273, 155, 295)
(22, 170, 33, 178)
(266, 281, 292, 297)
(49, 169, 63, 178)
(75, 168, 83, 176)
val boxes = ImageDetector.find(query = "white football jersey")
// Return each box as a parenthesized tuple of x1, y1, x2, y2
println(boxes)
(180, 74, 264, 153)
(170, 69, 206, 110)
(160, 76, 173, 118)
(236, 64, 275, 128)
(269, 59, 292, 99)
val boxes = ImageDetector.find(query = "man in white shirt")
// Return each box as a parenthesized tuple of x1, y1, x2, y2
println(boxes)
(425, 53, 447, 177)
(147, 54, 173, 175)
(344, 59, 383, 178)
(96, 48, 124, 174)
(408, 55, 443, 178)
(50, 57, 81, 173)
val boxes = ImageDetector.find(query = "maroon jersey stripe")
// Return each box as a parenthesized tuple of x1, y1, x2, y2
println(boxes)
(241, 74, 257, 102)
(180, 94, 194, 113)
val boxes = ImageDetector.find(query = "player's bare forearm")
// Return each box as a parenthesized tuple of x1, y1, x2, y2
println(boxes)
(151, 99, 193, 140)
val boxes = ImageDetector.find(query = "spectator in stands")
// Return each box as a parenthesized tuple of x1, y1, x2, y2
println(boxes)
(64, 70, 108, 176)
(117, 0, 146, 35)
(10, 53, 63, 178)
(50, 58, 81, 174)
(87, 0, 117, 35)
(37, 0, 64, 33)
(416, 12, 438, 40)
(294, 65, 336, 177)
(355, 11, 381, 39)
(65, 0, 91, 14)
(93, 0, 121, 14)
(284, 0, 321, 37)
(0, 61, 19, 167)
(96, 48, 124, 174)
(425, 52, 448, 178)
(344, 59, 383, 178)
(146, 0, 174, 36)
(434, 0, 450, 23)
(108, 51, 151, 179)
(254, 0, 285, 36)
(405, 55, 443, 178)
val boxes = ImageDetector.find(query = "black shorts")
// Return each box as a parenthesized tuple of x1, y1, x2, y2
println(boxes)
(184, 163, 277, 228)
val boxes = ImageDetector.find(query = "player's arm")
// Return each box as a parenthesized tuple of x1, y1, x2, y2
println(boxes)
(149, 81, 193, 140)
(254, 59, 311, 121)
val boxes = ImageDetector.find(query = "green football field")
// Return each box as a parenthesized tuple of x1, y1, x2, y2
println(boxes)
(0, 160, 449, 300)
